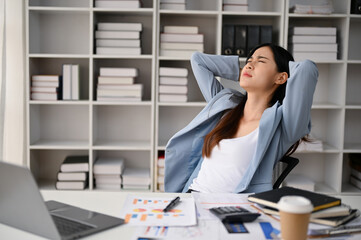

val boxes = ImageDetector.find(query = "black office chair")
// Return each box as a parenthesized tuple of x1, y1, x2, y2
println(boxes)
(272, 156, 299, 189)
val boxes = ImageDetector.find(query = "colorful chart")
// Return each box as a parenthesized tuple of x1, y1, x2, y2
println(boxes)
(120, 195, 196, 226)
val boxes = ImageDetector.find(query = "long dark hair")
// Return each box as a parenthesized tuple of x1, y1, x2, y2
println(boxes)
(202, 43, 307, 158)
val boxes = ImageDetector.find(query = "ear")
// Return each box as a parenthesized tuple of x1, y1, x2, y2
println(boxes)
(275, 72, 288, 85)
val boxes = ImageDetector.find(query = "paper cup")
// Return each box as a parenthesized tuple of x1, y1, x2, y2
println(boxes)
(277, 196, 313, 240)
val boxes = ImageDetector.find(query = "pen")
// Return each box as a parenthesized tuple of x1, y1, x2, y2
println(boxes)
(163, 196, 180, 212)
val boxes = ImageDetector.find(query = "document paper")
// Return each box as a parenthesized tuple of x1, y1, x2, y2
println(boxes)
(120, 195, 197, 226)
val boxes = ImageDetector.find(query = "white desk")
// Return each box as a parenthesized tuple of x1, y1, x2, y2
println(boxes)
(1, 191, 361, 240)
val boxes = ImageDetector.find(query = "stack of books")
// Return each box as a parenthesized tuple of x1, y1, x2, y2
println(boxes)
(288, 26, 338, 61)
(95, 22, 142, 55)
(349, 153, 361, 190)
(159, 67, 188, 102)
(160, 25, 204, 58)
(31, 75, 62, 101)
(95, 0, 141, 9)
(56, 156, 89, 190)
(160, 0, 186, 10)
(157, 152, 165, 192)
(62, 64, 80, 100)
(122, 167, 151, 190)
(223, 0, 248, 12)
(289, 0, 334, 14)
(248, 186, 360, 227)
(94, 157, 125, 190)
(96, 67, 143, 102)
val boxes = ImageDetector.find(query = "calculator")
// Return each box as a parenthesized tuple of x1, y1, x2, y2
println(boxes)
(209, 206, 260, 223)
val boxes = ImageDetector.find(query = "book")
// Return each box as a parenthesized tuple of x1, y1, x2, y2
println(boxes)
(98, 76, 135, 85)
(94, 174, 121, 179)
(95, 31, 140, 40)
(289, 27, 336, 36)
(32, 75, 60, 81)
(71, 64, 79, 100)
(97, 84, 143, 91)
(96, 96, 141, 102)
(160, 49, 198, 58)
(122, 167, 151, 185)
(289, 43, 337, 52)
(31, 87, 58, 93)
(159, 94, 187, 102)
(351, 168, 361, 181)
(31, 81, 60, 88)
(163, 26, 199, 34)
(60, 156, 89, 172)
(96, 184, 122, 190)
(310, 209, 360, 227)
(57, 172, 87, 181)
(31, 93, 58, 101)
(234, 25, 247, 57)
(350, 175, 361, 190)
(96, 47, 141, 55)
(222, 24, 235, 55)
(96, 177, 122, 185)
(296, 138, 324, 152)
(95, 0, 141, 9)
(160, 42, 204, 51)
(159, 67, 188, 77)
(97, 89, 142, 98)
(157, 176, 165, 184)
(158, 167, 165, 175)
(160, 33, 204, 43)
(159, 85, 188, 94)
(289, 35, 337, 44)
(97, 22, 142, 32)
(160, 3, 186, 10)
(122, 184, 150, 190)
(223, 4, 248, 12)
(223, 0, 248, 4)
(159, 76, 188, 86)
(100, 67, 138, 77)
(160, 0, 185, 3)
(247, 186, 341, 212)
(260, 25, 272, 44)
(96, 39, 141, 48)
(293, 51, 337, 61)
(247, 25, 260, 55)
(263, 204, 351, 219)
(93, 157, 125, 175)
(56, 181, 87, 190)
(62, 64, 72, 100)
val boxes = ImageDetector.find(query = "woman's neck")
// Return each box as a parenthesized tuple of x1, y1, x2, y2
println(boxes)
(243, 93, 271, 122)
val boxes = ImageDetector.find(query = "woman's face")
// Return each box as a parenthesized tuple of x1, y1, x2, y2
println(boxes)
(239, 46, 283, 94)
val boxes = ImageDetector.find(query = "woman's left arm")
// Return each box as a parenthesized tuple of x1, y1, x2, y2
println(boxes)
(281, 60, 319, 145)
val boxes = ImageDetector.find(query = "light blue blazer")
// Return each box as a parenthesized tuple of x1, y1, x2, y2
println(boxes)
(164, 52, 318, 193)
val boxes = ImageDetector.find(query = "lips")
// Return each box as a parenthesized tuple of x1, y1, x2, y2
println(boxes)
(243, 72, 252, 77)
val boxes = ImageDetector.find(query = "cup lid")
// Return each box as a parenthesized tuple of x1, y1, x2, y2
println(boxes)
(277, 196, 313, 214)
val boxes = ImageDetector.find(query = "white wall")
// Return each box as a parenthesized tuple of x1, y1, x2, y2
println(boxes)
(3, 0, 25, 165)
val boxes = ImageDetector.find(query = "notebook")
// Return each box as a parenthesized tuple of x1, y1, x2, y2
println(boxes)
(0, 161, 124, 240)
(247, 186, 341, 212)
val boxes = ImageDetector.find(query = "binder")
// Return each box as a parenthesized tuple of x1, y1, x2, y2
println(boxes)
(247, 25, 260, 55)
(234, 25, 247, 57)
(222, 24, 235, 55)
(260, 25, 272, 44)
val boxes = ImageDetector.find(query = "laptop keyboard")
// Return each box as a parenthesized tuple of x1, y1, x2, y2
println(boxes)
(52, 214, 95, 236)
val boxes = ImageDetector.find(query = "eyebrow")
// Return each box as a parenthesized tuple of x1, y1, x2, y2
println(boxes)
(248, 55, 270, 61)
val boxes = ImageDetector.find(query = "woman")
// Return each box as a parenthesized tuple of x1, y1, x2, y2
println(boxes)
(164, 43, 318, 193)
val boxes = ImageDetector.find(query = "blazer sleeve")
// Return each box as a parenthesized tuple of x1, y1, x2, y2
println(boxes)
(190, 52, 240, 102)
(281, 59, 319, 147)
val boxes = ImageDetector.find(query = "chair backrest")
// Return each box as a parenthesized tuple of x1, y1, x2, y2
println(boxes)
(272, 156, 299, 189)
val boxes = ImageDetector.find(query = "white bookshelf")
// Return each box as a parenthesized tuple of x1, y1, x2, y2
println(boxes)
(26, 0, 361, 195)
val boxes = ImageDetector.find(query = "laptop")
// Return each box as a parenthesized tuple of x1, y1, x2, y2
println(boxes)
(0, 161, 124, 240)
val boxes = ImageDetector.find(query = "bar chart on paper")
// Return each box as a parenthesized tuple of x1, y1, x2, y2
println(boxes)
(120, 195, 196, 226)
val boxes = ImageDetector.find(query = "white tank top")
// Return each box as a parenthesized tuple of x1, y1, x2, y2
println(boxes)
(189, 127, 259, 193)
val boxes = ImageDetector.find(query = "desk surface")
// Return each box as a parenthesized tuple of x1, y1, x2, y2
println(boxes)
(1, 191, 361, 240)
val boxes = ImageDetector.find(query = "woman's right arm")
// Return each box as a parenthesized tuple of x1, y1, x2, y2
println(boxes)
(190, 52, 240, 102)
